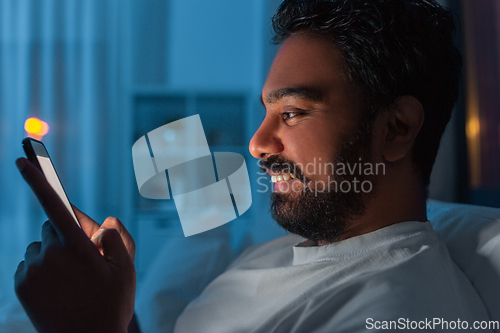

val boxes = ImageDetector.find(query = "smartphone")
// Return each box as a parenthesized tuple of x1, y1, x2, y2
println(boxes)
(22, 138, 81, 227)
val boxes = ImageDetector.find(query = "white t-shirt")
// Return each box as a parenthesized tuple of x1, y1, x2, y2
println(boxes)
(175, 221, 492, 332)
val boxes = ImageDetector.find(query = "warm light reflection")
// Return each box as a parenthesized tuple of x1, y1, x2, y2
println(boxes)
(466, 116, 480, 140)
(464, 18, 482, 189)
(465, 106, 481, 187)
(24, 117, 50, 140)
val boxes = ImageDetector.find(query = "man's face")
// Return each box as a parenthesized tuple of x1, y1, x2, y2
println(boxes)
(249, 34, 375, 242)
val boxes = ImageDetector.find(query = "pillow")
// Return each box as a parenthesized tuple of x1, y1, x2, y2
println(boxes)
(135, 225, 234, 333)
(428, 199, 500, 325)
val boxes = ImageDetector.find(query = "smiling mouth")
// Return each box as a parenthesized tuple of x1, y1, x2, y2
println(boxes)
(271, 173, 296, 183)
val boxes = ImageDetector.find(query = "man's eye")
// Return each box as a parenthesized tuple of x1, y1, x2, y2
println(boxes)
(281, 112, 299, 121)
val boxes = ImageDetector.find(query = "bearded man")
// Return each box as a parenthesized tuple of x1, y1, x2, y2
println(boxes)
(15, 0, 492, 332)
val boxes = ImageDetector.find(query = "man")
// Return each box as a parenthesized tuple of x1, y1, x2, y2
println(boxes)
(14, 0, 492, 332)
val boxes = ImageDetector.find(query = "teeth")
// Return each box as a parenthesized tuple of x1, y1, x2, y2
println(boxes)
(271, 173, 296, 182)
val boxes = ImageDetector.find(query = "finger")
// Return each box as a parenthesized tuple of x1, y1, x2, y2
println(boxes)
(71, 205, 100, 238)
(24, 242, 41, 263)
(92, 229, 134, 269)
(14, 261, 26, 285)
(41, 220, 61, 250)
(16, 158, 86, 244)
(98, 217, 135, 261)
(15, 260, 25, 276)
(14, 260, 31, 301)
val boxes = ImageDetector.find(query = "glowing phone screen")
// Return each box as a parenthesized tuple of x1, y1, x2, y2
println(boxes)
(31, 141, 80, 227)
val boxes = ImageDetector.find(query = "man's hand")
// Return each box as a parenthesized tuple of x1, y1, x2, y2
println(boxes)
(14, 158, 136, 333)
(74, 206, 136, 262)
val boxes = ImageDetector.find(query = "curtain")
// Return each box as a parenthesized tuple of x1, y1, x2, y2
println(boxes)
(0, 0, 130, 301)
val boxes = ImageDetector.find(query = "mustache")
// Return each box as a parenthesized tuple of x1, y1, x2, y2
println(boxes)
(258, 155, 307, 181)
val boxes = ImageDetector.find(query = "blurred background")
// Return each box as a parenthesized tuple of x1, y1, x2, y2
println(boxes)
(0, 0, 498, 309)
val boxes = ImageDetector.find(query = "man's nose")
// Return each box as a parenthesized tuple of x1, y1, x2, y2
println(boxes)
(249, 117, 284, 159)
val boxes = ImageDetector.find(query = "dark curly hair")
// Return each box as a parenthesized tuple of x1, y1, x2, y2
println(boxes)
(272, 0, 462, 187)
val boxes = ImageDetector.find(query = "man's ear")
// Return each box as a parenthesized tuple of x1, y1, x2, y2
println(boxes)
(381, 96, 424, 162)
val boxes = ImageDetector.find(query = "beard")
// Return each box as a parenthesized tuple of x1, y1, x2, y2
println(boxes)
(260, 119, 376, 243)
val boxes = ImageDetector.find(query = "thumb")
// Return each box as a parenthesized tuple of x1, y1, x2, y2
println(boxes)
(92, 228, 133, 268)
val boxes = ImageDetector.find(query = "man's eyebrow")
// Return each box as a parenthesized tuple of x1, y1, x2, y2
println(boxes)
(260, 87, 325, 105)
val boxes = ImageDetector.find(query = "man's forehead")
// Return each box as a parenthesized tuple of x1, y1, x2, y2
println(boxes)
(261, 34, 349, 104)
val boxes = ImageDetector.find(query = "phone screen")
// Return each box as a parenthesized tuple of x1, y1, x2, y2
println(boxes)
(29, 140, 80, 227)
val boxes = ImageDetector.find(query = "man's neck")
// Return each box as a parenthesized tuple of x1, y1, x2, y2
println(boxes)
(314, 170, 428, 246)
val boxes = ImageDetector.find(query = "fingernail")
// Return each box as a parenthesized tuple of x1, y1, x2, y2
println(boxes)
(16, 158, 26, 171)
(91, 228, 104, 240)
